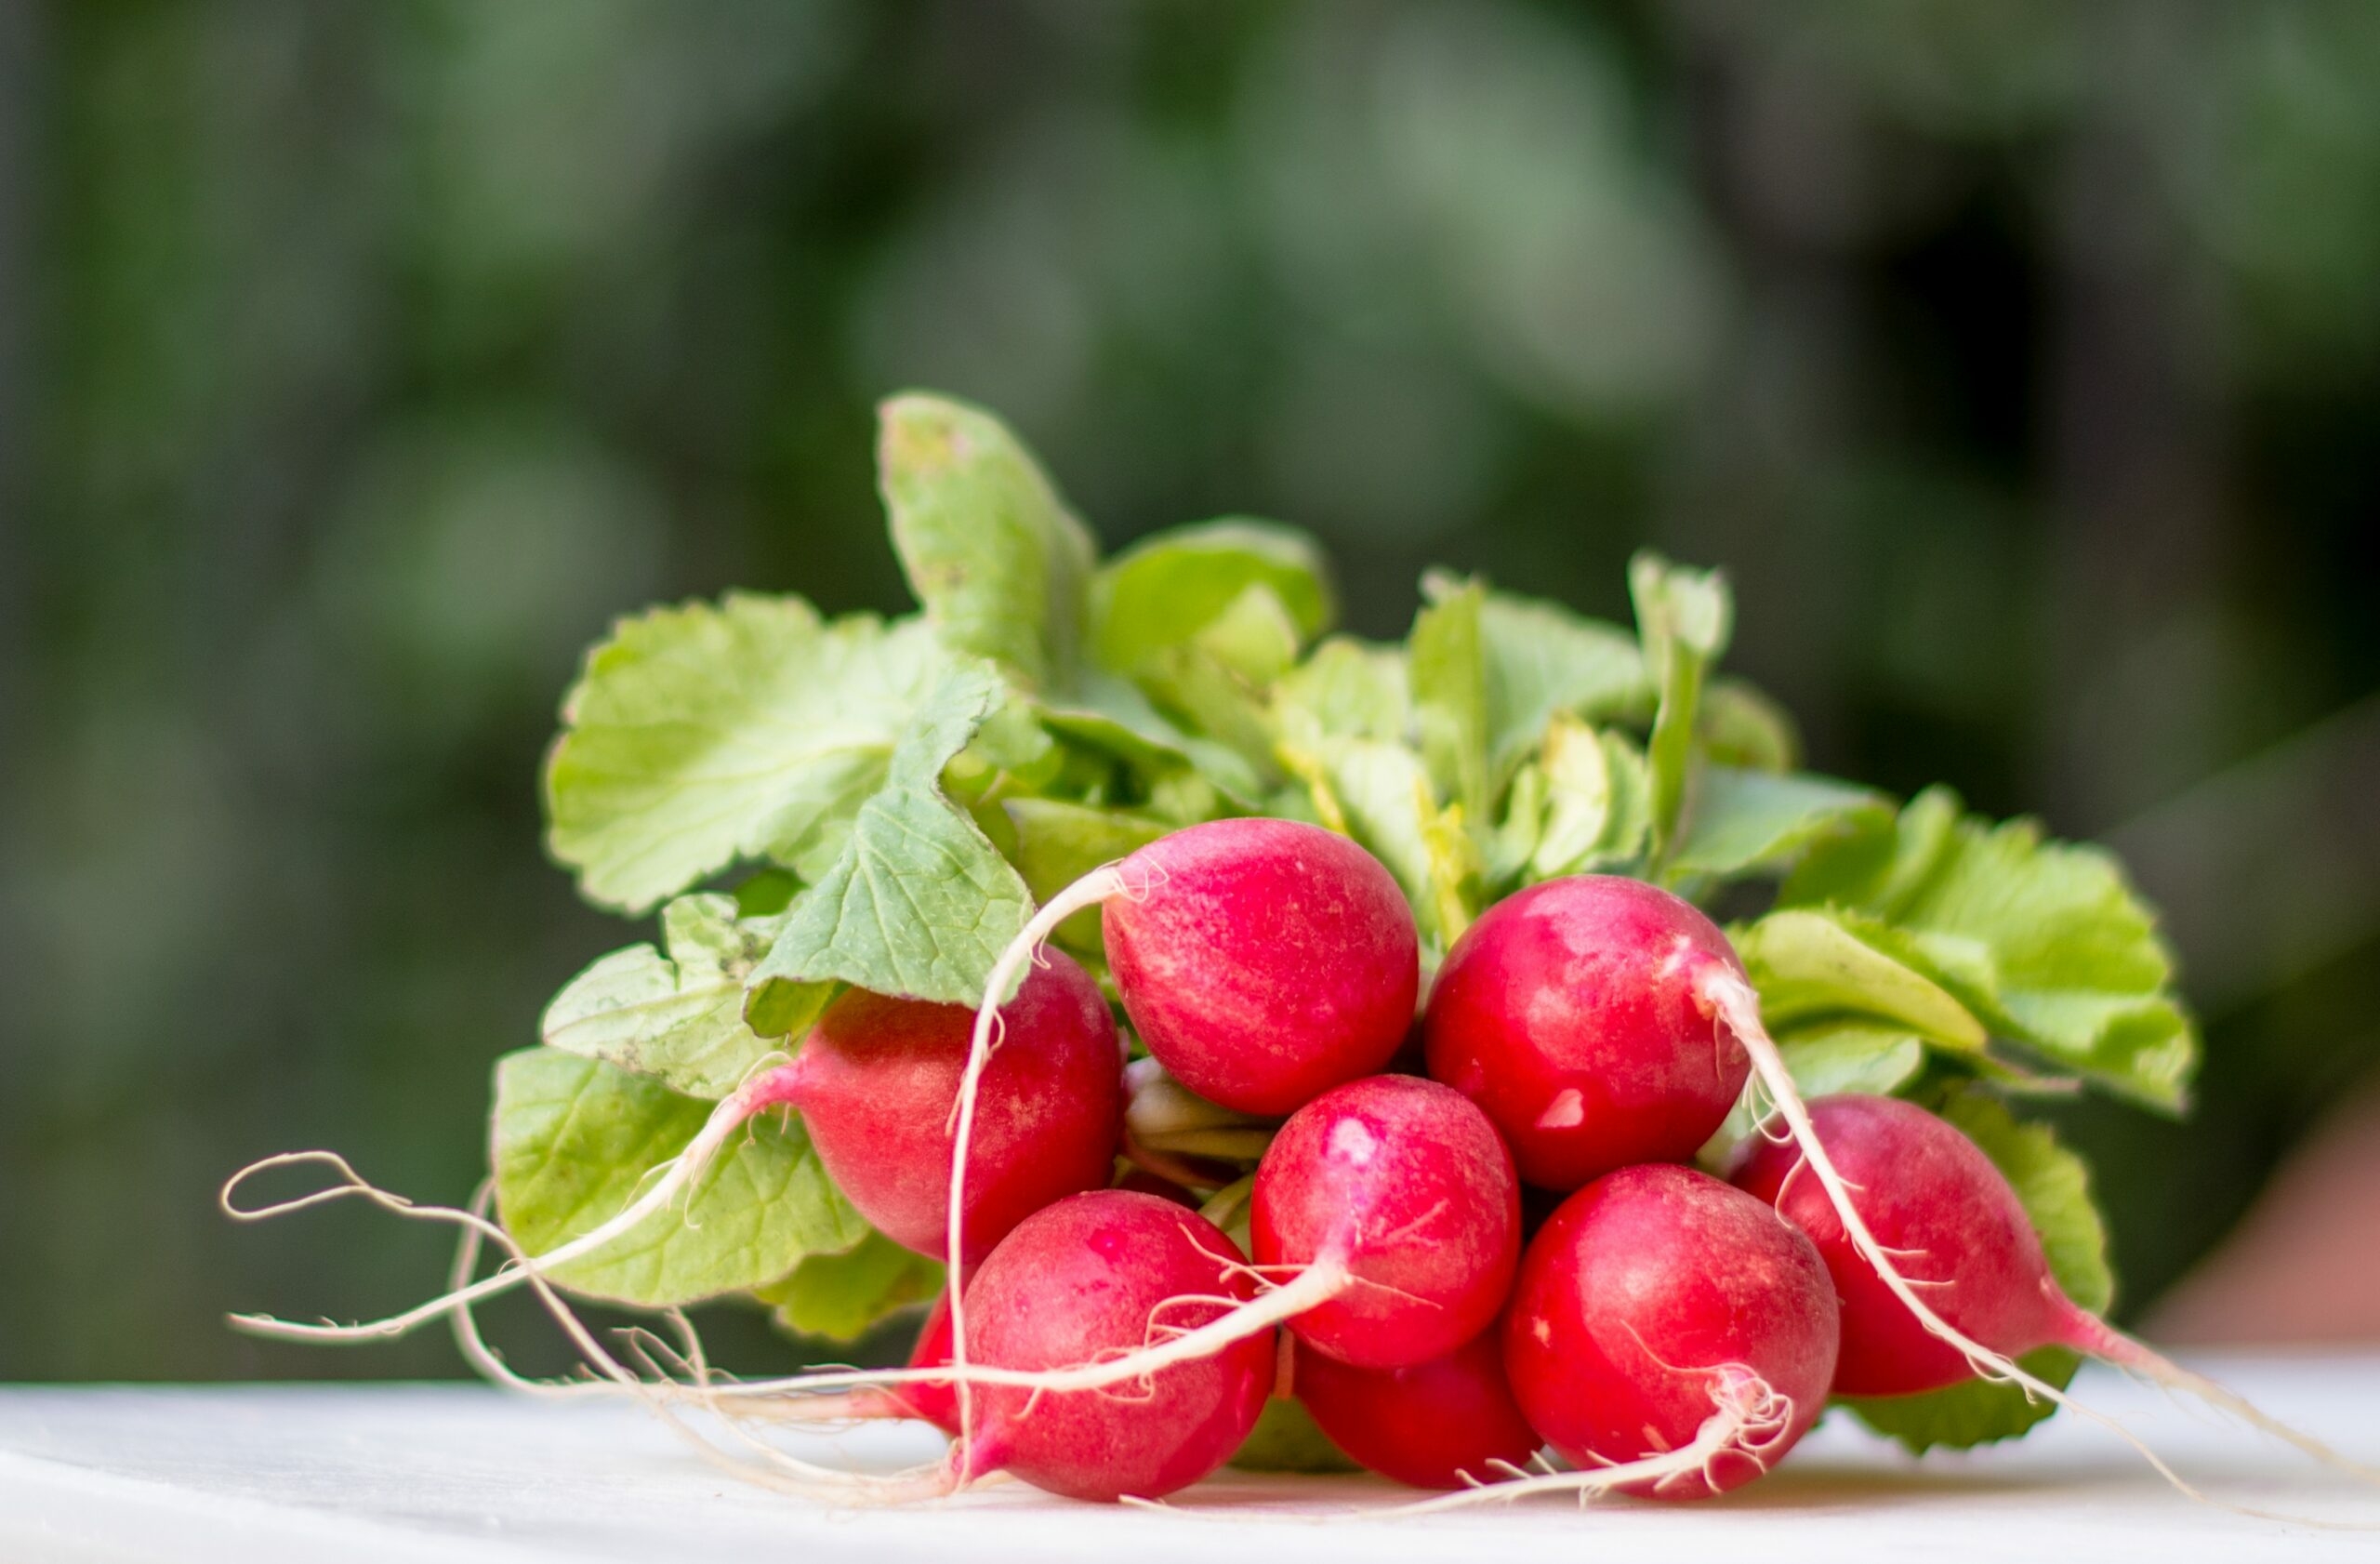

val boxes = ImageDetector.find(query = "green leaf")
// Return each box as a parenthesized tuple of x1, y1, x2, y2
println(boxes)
(1701, 678, 1801, 772)
(1468, 583, 1651, 791)
(544, 595, 948, 914)
(747, 663, 1034, 1009)
(1712, 1023, 1927, 1151)
(492, 1048, 866, 1307)
(541, 894, 787, 1100)
(1229, 1395, 1363, 1474)
(1089, 519, 1333, 675)
(1779, 788, 2198, 1110)
(1409, 577, 1489, 817)
(1133, 586, 1299, 783)
(1527, 718, 1651, 880)
(879, 392, 1097, 691)
(1666, 768, 1890, 882)
(1002, 798, 1170, 955)
(1629, 552, 1733, 867)
(1283, 735, 1470, 944)
(1039, 671, 1266, 805)
(1736, 908, 1990, 1050)
(1844, 1089, 2114, 1452)
(756, 1228, 944, 1344)
(1271, 636, 1411, 748)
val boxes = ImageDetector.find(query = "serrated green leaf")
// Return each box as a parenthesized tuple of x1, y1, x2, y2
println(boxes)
(756, 1228, 945, 1344)
(747, 663, 1034, 1008)
(541, 894, 787, 1099)
(1409, 577, 1489, 817)
(1780, 788, 2197, 1110)
(1089, 519, 1333, 675)
(544, 597, 949, 914)
(1667, 768, 1890, 882)
(879, 392, 1097, 691)
(1468, 584, 1651, 792)
(1845, 1090, 2113, 1452)
(1630, 552, 1733, 868)
(1002, 798, 1170, 955)
(1527, 718, 1652, 880)
(1736, 908, 1990, 1050)
(492, 1048, 866, 1307)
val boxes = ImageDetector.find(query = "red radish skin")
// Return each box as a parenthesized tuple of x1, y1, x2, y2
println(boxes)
(1729, 1093, 2077, 1396)
(1252, 1074, 1521, 1369)
(783, 952, 1121, 1263)
(955, 1190, 1275, 1502)
(1504, 1163, 1839, 1500)
(1105, 819, 1420, 1115)
(1423, 876, 1750, 1188)
(1295, 1329, 1541, 1489)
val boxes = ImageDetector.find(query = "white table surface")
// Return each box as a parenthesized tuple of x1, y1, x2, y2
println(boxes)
(3, 1359, 2374, 1563)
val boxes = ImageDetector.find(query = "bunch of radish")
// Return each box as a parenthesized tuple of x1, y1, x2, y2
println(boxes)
(484, 815, 2343, 1507)
(216, 392, 2370, 1516)
(224, 815, 2370, 1514)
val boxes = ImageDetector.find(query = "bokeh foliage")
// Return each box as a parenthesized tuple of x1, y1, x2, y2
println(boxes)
(2, 0, 2376, 1379)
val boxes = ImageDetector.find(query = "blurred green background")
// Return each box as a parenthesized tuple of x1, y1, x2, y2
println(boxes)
(4, 0, 2377, 1382)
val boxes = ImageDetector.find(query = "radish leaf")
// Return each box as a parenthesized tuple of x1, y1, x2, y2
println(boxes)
(541, 894, 785, 1099)
(544, 595, 947, 914)
(492, 1047, 866, 1307)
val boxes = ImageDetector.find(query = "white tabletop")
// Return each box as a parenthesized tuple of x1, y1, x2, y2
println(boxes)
(3, 1358, 2374, 1563)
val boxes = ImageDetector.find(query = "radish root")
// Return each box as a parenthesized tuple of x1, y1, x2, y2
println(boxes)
(222, 1058, 802, 1344)
(1387, 1367, 1790, 1513)
(1703, 964, 2380, 1518)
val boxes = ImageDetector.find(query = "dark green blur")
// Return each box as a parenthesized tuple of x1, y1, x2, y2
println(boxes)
(3, 0, 2376, 1381)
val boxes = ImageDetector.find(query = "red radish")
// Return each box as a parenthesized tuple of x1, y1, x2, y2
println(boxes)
(1422, 876, 1749, 1188)
(1294, 1329, 1541, 1489)
(920, 820, 1421, 1425)
(1103, 818, 1420, 1115)
(1731, 1093, 2380, 1479)
(782, 953, 1121, 1262)
(1503, 1163, 1838, 1500)
(951, 1190, 1276, 1501)
(1729, 1093, 2073, 1397)
(1251, 1074, 1521, 1368)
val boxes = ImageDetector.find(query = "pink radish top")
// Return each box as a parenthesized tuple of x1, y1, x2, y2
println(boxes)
(1107, 818, 1419, 1116)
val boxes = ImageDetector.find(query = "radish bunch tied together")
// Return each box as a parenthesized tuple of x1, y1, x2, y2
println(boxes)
(225, 393, 2361, 1514)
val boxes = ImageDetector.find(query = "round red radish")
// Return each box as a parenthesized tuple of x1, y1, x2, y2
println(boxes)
(1504, 1163, 1838, 1499)
(1729, 1093, 2092, 1397)
(1295, 1329, 1541, 1489)
(1423, 875, 1751, 1189)
(1106, 818, 1418, 1116)
(786, 951, 1121, 1263)
(958, 1189, 1275, 1502)
(1251, 1074, 1520, 1369)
